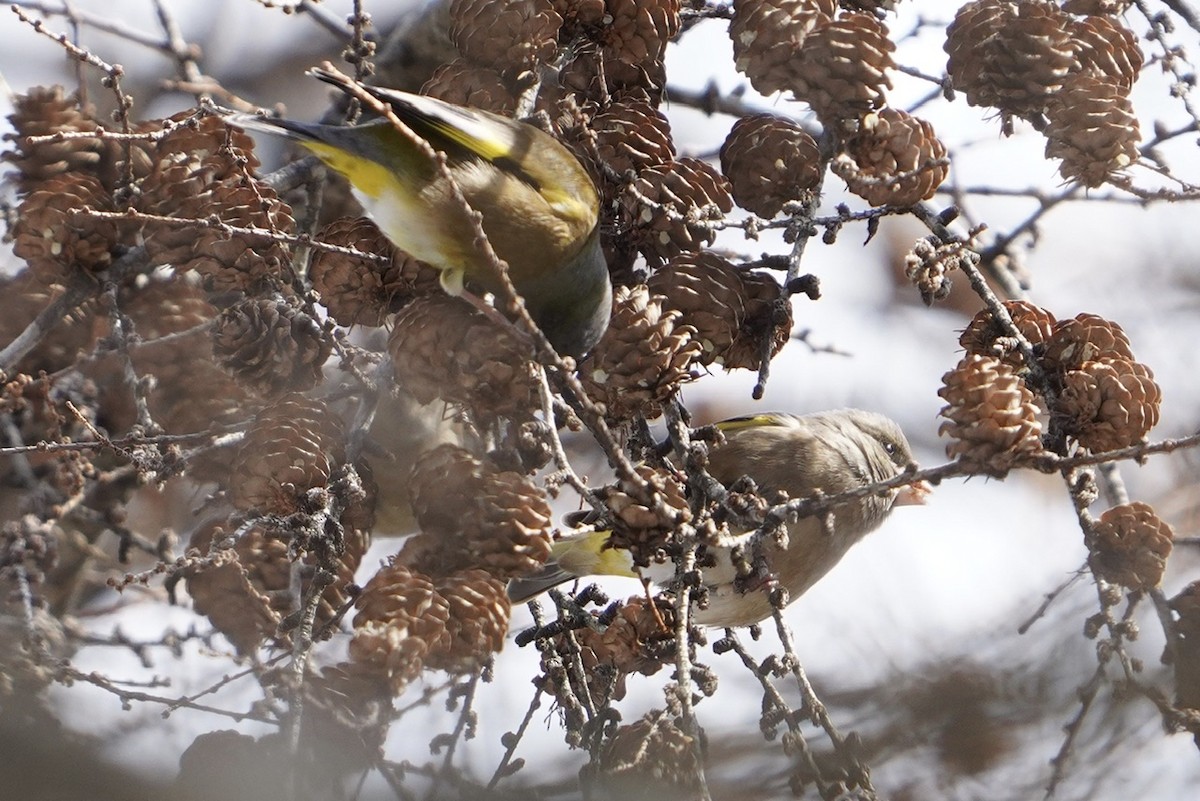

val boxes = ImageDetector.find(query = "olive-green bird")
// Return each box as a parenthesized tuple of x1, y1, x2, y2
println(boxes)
(227, 67, 611, 357)
(508, 409, 930, 627)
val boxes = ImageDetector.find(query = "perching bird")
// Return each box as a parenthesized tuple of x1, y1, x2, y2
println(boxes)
(508, 409, 930, 627)
(226, 66, 611, 357)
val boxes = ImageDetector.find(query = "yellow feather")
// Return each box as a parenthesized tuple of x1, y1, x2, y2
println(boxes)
(553, 530, 637, 579)
(715, 413, 791, 433)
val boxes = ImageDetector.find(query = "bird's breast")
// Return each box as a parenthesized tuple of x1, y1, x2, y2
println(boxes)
(349, 184, 473, 275)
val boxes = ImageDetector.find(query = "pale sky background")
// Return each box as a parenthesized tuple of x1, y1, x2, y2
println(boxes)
(3, 1, 1200, 798)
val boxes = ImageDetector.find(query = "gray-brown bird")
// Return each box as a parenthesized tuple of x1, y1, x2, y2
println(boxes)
(508, 409, 929, 627)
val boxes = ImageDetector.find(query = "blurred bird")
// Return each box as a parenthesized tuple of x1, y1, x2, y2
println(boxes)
(226, 66, 611, 357)
(508, 409, 930, 627)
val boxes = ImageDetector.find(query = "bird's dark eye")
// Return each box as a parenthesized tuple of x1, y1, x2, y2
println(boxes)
(882, 440, 898, 457)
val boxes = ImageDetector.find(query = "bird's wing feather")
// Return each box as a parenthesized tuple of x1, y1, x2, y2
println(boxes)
(308, 67, 528, 174)
(715, 412, 799, 433)
(709, 414, 828, 498)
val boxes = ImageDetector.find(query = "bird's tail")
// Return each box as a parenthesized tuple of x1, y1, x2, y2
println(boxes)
(506, 529, 635, 604)
(506, 565, 577, 605)
(222, 112, 324, 143)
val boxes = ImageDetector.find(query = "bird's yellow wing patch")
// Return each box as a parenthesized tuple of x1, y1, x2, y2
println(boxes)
(417, 115, 507, 163)
(716, 413, 792, 433)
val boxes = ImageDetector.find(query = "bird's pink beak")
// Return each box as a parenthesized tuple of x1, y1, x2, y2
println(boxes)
(894, 480, 932, 507)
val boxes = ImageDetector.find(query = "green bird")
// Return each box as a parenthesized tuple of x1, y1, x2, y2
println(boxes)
(227, 67, 611, 357)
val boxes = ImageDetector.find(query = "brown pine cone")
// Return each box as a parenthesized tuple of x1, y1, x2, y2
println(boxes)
(903, 236, 975, 306)
(1042, 312, 1134, 372)
(601, 464, 693, 567)
(1088, 501, 1173, 591)
(719, 115, 822, 217)
(944, 0, 1009, 104)
(388, 294, 537, 424)
(1056, 357, 1160, 452)
(601, 0, 682, 77)
(449, 0, 562, 75)
(598, 710, 703, 797)
(579, 285, 702, 420)
(151, 112, 261, 175)
(12, 172, 121, 285)
(422, 570, 511, 673)
(185, 519, 369, 655)
(1044, 74, 1140, 187)
(554, 0, 607, 31)
(144, 178, 295, 294)
(945, 0, 1078, 121)
(556, 7, 676, 100)
(3, 85, 105, 195)
(553, 595, 676, 704)
(551, 0, 606, 46)
(402, 445, 554, 580)
(350, 561, 452, 693)
(497, 417, 556, 473)
(137, 114, 259, 220)
(938, 354, 1044, 475)
(90, 273, 221, 433)
(100, 277, 261, 474)
(723, 270, 792, 371)
(959, 300, 1057, 368)
(577, 595, 674, 680)
(229, 394, 346, 514)
(730, 0, 837, 97)
(788, 12, 895, 123)
(183, 529, 277, 655)
(0, 271, 98, 374)
(449, 466, 554, 578)
(310, 217, 441, 327)
(833, 107, 948, 207)
(138, 116, 293, 294)
(623, 158, 734, 267)
(2, 85, 157, 195)
(1072, 15, 1142, 93)
(554, 45, 666, 107)
(407, 444, 491, 535)
(421, 59, 517, 115)
(648, 252, 748, 366)
(211, 295, 330, 396)
(591, 98, 676, 176)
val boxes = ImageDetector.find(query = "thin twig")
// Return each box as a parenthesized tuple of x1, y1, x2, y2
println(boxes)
(486, 684, 544, 790)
